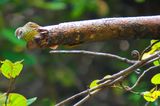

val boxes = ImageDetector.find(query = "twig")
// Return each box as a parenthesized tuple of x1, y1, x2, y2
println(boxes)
(73, 76, 124, 106)
(73, 89, 100, 106)
(55, 90, 88, 106)
(55, 51, 160, 106)
(110, 51, 160, 80)
(98, 53, 159, 84)
(127, 65, 159, 91)
(50, 50, 137, 64)
(74, 95, 90, 106)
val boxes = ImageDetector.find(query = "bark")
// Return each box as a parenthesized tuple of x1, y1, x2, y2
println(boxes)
(33, 15, 160, 48)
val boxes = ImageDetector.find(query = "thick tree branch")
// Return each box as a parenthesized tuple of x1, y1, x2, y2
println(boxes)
(30, 15, 160, 48)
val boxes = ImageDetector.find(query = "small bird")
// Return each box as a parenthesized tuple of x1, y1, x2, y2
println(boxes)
(15, 22, 40, 42)
(15, 22, 58, 49)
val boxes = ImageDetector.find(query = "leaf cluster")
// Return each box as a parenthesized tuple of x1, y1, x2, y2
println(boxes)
(0, 59, 36, 106)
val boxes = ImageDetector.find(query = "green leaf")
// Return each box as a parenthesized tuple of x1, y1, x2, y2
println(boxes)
(141, 52, 152, 60)
(142, 40, 160, 60)
(6, 93, 27, 106)
(143, 91, 156, 102)
(151, 73, 160, 85)
(27, 97, 37, 106)
(1, 59, 13, 79)
(89, 80, 100, 89)
(0, 93, 7, 105)
(0, 93, 27, 106)
(153, 60, 160, 66)
(0, 59, 23, 79)
(143, 90, 160, 102)
(151, 40, 160, 51)
(103, 75, 111, 79)
(151, 40, 158, 45)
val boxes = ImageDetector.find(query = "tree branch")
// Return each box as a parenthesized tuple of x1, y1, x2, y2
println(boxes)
(126, 65, 159, 91)
(50, 50, 137, 64)
(73, 89, 100, 106)
(29, 15, 160, 48)
(55, 51, 160, 106)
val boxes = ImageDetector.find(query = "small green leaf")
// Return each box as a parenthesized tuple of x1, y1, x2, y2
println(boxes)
(142, 40, 160, 60)
(0, 93, 27, 106)
(7, 93, 27, 106)
(151, 40, 158, 45)
(0, 59, 23, 79)
(27, 97, 37, 106)
(1, 59, 13, 79)
(143, 91, 156, 102)
(141, 52, 152, 60)
(153, 60, 160, 66)
(103, 75, 111, 79)
(151, 73, 160, 85)
(89, 80, 100, 89)
(0, 93, 7, 105)
(12, 60, 23, 78)
(151, 40, 160, 49)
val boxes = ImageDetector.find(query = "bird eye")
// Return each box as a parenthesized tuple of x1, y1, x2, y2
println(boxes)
(19, 30, 23, 36)
(15, 28, 23, 39)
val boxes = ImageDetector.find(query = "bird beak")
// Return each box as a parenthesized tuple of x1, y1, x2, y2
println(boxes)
(17, 35, 21, 39)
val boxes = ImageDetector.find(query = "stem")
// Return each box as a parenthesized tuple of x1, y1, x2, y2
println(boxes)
(50, 50, 137, 64)
(5, 78, 15, 106)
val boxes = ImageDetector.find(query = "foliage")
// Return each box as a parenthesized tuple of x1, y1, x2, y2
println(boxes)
(0, 0, 160, 106)
(140, 40, 160, 103)
(142, 73, 160, 102)
(89, 80, 100, 88)
(1, 59, 23, 79)
(0, 59, 37, 106)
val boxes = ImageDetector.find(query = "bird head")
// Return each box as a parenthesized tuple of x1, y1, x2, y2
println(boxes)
(15, 22, 40, 42)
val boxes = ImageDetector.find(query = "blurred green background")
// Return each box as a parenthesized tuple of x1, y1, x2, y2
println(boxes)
(0, 0, 160, 106)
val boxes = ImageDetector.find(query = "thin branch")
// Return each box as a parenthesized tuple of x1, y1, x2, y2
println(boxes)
(74, 95, 90, 106)
(50, 50, 137, 64)
(110, 51, 160, 79)
(55, 51, 160, 106)
(99, 51, 160, 84)
(119, 83, 140, 95)
(55, 90, 88, 106)
(73, 76, 124, 106)
(127, 65, 159, 91)
(73, 89, 100, 106)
